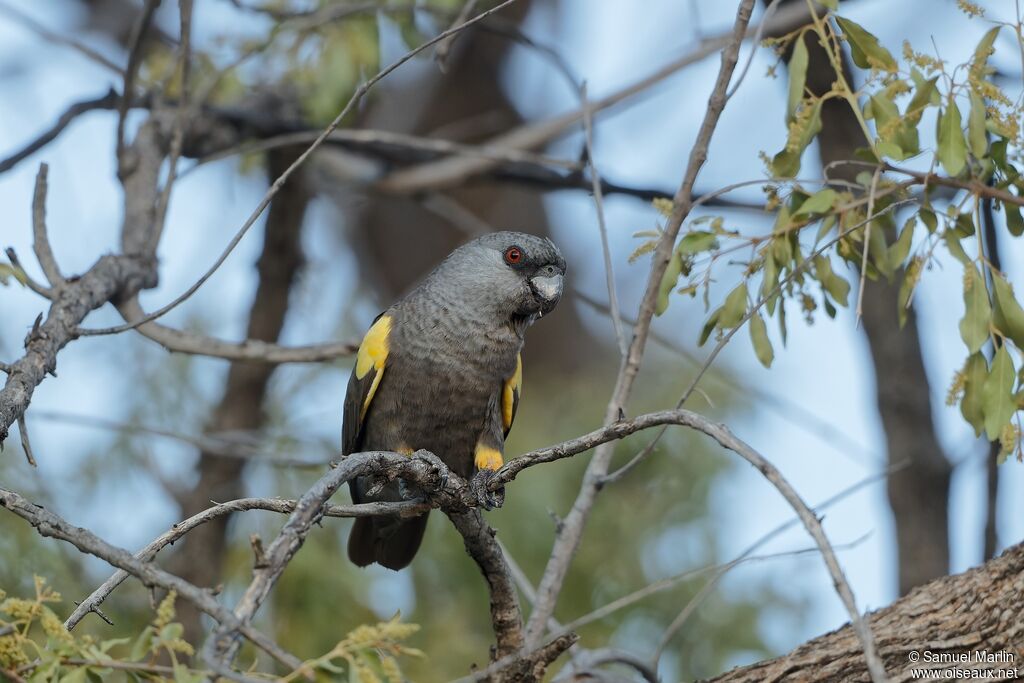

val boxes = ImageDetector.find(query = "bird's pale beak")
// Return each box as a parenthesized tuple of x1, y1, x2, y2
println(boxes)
(530, 273, 563, 313)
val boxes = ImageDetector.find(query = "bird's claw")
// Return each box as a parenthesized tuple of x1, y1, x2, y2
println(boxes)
(412, 450, 449, 494)
(470, 470, 505, 510)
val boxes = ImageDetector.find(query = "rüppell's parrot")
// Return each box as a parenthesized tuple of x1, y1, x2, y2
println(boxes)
(343, 232, 565, 570)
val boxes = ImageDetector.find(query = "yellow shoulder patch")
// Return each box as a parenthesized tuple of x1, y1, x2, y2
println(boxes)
(501, 354, 522, 432)
(355, 315, 392, 420)
(474, 443, 504, 471)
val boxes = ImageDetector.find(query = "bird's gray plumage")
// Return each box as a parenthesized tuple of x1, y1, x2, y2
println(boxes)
(345, 231, 565, 570)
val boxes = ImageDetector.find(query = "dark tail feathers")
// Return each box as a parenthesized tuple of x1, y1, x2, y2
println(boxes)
(347, 513, 429, 570)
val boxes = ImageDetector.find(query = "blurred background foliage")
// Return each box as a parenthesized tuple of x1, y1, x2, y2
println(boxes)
(3, 0, 1022, 680)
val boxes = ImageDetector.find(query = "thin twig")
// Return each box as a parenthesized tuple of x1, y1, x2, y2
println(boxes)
(3, 248, 50, 298)
(856, 166, 882, 326)
(0, 2, 124, 74)
(434, 0, 479, 72)
(522, 0, 756, 647)
(605, 198, 915, 484)
(0, 90, 119, 175)
(78, 0, 523, 338)
(34, 409, 330, 468)
(31, 163, 63, 288)
(15, 416, 35, 467)
(0, 487, 301, 670)
(148, 0, 194, 255)
(115, 296, 359, 363)
(580, 82, 627, 357)
(116, 0, 160, 170)
(65, 495, 427, 630)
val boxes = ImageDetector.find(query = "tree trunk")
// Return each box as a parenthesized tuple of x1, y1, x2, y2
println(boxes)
(706, 541, 1024, 682)
(169, 148, 309, 641)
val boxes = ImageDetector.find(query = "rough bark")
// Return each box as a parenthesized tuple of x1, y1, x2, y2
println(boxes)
(170, 146, 308, 641)
(706, 541, 1024, 682)
(770, 0, 951, 596)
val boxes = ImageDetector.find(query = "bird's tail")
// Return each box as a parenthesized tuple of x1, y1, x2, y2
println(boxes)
(348, 513, 429, 570)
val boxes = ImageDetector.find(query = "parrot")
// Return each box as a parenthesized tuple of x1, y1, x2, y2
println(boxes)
(343, 231, 565, 570)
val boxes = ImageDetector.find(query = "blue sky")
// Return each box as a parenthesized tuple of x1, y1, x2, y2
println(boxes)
(2, 0, 1023, 675)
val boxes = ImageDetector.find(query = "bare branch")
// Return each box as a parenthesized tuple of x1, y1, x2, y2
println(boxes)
(580, 82, 627, 357)
(15, 416, 35, 467)
(31, 163, 63, 288)
(0, 486, 301, 670)
(4, 247, 51, 298)
(376, 1, 815, 195)
(115, 296, 358, 363)
(116, 0, 160, 169)
(0, 2, 124, 74)
(78, 0, 524, 338)
(434, 0, 479, 72)
(65, 495, 427, 630)
(0, 90, 119, 175)
(447, 510, 525, 659)
(522, 0, 756, 647)
(34, 409, 330, 467)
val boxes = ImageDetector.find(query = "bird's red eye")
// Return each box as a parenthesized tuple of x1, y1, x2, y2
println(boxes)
(504, 247, 523, 264)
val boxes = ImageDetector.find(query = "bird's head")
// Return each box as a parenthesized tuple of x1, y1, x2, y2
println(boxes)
(433, 231, 566, 330)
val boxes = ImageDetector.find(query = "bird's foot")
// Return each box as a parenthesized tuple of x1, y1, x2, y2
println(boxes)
(411, 450, 449, 493)
(470, 470, 505, 511)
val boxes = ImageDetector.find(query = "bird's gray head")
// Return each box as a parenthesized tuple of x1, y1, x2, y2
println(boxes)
(428, 231, 566, 330)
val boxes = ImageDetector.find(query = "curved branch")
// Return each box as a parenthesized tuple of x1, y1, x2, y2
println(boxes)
(497, 405, 885, 680)
(65, 496, 427, 630)
(115, 297, 358, 363)
(0, 487, 301, 670)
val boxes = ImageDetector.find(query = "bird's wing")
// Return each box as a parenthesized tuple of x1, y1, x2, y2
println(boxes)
(342, 313, 392, 457)
(500, 353, 522, 439)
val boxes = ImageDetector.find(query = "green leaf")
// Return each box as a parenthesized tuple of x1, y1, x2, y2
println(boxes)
(887, 217, 915, 273)
(919, 207, 938, 233)
(129, 626, 155, 662)
(835, 16, 897, 71)
(869, 92, 918, 158)
(990, 272, 1024, 348)
(813, 255, 850, 306)
(1005, 203, 1024, 237)
(973, 26, 1000, 66)
(983, 345, 1016, 440)
(718, 283, 749, 328)
(676, 230, 719, 255)
(959, 265, 992, 354)
(961, 352, 988, 436)
(944, 231, 971, 264)
(761, 253, 780, 314)
(771, 99, 822, 177)
(937, 100, 967, 177)
(968, 92, 988, 158)
(699, 308, 721, 346)
(896, 260, 919, 328)
(794, 188, 837, 216)
(907, 76, 940, 123)
(787, 36, 809, 121)
(868, 220, 892, 280)
(655, 252, 684, 316)
(0, 262, 28, 287)
(749, 313, 774, 368)
(816, 213, 837, 243)
(819, 0, 838, 9)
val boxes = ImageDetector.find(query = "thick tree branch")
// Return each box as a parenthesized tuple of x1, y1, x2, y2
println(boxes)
(706, 541, 1024, 682)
